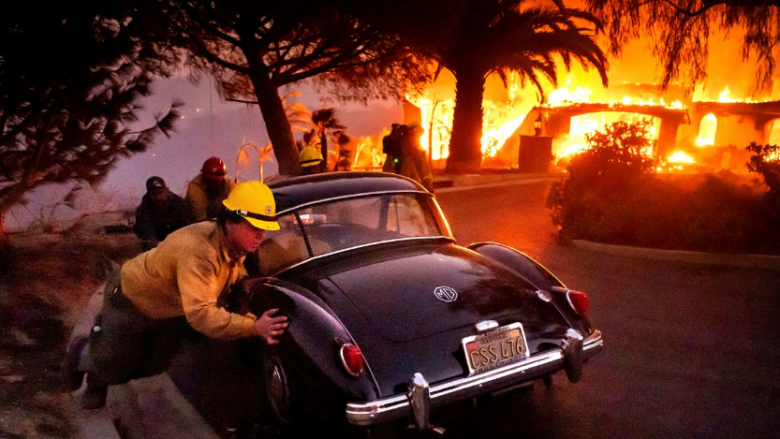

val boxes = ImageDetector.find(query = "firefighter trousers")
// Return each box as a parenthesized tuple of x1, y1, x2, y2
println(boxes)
(87, 267, 189, 387)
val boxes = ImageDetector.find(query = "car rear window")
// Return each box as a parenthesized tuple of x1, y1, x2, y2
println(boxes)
(253, 193, 451, 275)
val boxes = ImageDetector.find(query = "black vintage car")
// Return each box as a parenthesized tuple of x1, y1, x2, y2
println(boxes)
(236, 171, 603, 435)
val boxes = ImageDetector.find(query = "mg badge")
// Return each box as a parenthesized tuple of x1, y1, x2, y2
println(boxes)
(434, 286, 458, 302)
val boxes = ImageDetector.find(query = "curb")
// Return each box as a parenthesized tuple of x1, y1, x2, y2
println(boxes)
(70, 285, 219, 439)
(435, 173, 564, 193)
(107, 374, 220, 439)
(72, 374, 219, 439)
(572, 239, 780, 271)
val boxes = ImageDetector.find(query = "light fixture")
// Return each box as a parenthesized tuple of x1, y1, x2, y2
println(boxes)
(534, 113, 543, 136)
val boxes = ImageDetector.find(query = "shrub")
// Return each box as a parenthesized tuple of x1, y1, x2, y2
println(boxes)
(548, 126, 780, 254)
(746, 142, 780, 199)
(745, 142, 780, 252)
(547, 120, 656, 241)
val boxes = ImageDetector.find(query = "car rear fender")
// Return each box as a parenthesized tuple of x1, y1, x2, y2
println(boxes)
(466, 242, 592, 334)
(467, 242, 564, 290)
(239, 277, 380, 401)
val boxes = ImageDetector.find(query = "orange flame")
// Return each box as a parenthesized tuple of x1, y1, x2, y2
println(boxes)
(546, 83, 684, 109)
(551, 112, 660, 162)
(695, 114, 717, 146)
(692, 85, 775, 103)
(667, 151, 696, 163)
(404, 62, 775, 170)
(409, 90, 532, 161)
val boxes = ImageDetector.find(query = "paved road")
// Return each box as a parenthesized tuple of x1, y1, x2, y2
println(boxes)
(432, 181, 780, 439)
(170, 179, 780, 439)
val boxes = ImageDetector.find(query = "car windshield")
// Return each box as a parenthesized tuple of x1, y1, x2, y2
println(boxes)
(254, 193, 452, 275)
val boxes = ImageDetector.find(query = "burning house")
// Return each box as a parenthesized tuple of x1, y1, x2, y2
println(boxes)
(527, 84, 780, 172)
(402, 48, 780, 173)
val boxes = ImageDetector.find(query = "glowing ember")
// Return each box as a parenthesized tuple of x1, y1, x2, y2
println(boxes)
(656, 165, 687, 172)
(667, 151, 695, 163)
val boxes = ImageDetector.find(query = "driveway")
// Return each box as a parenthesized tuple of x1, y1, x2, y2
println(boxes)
(434, 180, 780, 439)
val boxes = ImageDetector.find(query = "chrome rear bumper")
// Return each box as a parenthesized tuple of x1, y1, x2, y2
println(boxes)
(345, 329, 603, 427)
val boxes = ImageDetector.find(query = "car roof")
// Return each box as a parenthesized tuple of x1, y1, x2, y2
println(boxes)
(267, 171, 428, 213)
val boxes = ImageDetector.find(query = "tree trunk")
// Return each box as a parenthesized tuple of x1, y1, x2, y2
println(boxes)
(244, 64, 301, 176)
(447, 67, 485, 174)
(320, 131, 328, 170)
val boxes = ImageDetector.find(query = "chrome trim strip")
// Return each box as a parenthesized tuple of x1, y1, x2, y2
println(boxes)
(561, 328, 584, 383)
(275, 190, 431, 216)
(345, 330, 603, 426)
(474, 320, 499, 332)
(273, 236, 455, 275)
(407, 373, 432, 431)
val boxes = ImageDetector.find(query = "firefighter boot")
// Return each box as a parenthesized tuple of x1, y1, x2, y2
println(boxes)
(80, 380, 108, 410)
(62, 336, 89, 392)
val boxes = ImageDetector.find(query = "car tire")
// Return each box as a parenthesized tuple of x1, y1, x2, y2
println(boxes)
(262, 348, 355, 439)
(263, 348, 295, 427)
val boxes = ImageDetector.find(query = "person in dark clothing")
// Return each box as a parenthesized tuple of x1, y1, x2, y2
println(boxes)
(397, 124, 434, 192)
(382, 123, 407, 174)
(134, 176, 193, 251)
(383, 123, 434, 192)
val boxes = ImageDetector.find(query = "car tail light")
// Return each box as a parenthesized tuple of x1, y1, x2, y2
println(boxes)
(339, 343, 363, 377)
(566, 290, 588, 315)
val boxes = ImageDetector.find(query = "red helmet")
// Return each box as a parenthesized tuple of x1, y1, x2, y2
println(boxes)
(201, 157, 227, 180)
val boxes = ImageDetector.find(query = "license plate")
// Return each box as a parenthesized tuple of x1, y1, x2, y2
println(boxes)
(462, 323, 529, 375)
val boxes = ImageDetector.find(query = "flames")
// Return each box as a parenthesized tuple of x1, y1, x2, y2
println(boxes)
(543, 81, 670, 165)
(406, 65, 777, 171)
(410, 96, 452, 161)
(667, 151, 696, 163)
(657, 151, 697, 172)
(693, 85, 774, 103)
(547, 84, 684, 109)
(408, 94, 530, 161)
(695, 114, 717, 146)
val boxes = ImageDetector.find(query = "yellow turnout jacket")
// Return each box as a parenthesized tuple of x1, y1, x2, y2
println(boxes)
(120, 221, 255, 339)
(185, 174, 236, 221)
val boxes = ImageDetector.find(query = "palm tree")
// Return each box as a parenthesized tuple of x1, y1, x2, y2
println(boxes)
(335, 133, 352, 171)
(311, 108, 347, 170)
(413, 1, 609, 173)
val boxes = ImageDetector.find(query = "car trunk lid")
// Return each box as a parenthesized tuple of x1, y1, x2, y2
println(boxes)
(326, 244, 566, 343)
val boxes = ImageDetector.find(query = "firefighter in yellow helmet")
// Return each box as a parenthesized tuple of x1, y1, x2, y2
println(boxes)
(186, 157, 237, 221)
(299, 146, 324, 175)
(62, 181, 288, 410)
